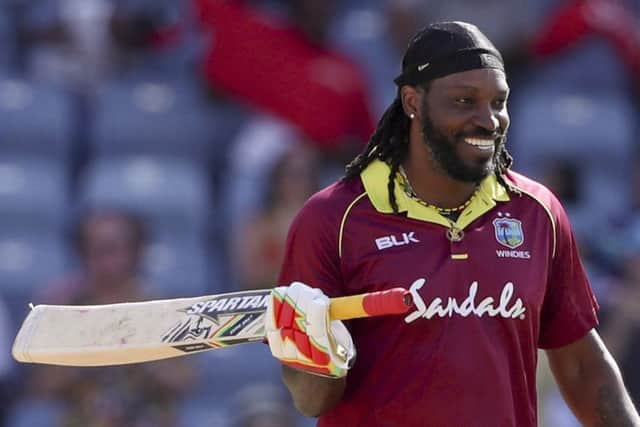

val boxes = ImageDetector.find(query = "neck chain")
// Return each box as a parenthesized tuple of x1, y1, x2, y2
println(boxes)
(398, 166, 479, 243)
(398, 166, 479, 215)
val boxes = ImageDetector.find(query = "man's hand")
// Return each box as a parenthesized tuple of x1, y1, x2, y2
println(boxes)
(265, 282, 355, 378)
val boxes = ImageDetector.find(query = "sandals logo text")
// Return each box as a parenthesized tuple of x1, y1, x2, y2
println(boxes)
(404, 278, 526, 323)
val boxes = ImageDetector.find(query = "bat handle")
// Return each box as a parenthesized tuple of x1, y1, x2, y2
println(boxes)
(328, 288, 412, 320)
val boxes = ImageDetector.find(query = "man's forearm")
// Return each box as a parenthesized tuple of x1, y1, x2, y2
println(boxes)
(573, 353, 639, 426)
(593, 373, 639, 427)
(547, 331, 640, 427)
(282, 364, 347, 417)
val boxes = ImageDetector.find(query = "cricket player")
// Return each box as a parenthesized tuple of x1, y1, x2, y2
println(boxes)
(264, 22, 640, 426)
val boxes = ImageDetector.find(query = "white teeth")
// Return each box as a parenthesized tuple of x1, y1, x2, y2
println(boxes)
(464, 138, 495, 148)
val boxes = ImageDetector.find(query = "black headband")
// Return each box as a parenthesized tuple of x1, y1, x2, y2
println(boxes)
(394, 48, 504, 86)
(394, 22, 505, 87)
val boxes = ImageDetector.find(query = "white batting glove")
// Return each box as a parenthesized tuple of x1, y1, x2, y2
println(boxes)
(265, 282, 355, 378)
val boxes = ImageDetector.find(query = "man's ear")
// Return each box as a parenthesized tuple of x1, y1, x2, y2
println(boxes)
(400, 85, 420, 120)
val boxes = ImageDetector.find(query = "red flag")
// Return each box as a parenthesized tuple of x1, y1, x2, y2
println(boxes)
(195, 0, 375, 149)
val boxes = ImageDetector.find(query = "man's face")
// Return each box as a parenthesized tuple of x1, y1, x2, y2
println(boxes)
(418, 68, 510, 183)
(83, 214, 140, 284)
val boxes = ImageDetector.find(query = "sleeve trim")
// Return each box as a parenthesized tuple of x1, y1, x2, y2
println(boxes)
(511, 186, 557, 259)
(338, 192, 368, 259)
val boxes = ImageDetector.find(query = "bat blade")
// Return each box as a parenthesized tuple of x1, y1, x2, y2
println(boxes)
(12, 287, 411, 367)
(13, 289, 273, 366)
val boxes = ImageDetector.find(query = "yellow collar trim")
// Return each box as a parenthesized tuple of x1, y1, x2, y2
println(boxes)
(360, 159, 510, 229)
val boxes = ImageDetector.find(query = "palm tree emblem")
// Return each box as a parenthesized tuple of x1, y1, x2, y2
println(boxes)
(493, 218, 523, 249)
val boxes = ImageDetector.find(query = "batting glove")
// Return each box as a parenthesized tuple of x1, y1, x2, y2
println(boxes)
(265, 282, 356, 378)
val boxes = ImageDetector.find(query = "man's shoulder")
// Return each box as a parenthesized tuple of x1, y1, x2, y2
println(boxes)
(303, 177, 367, 215)
(285, 177, 368, 247)
(504, 170, 563, 215)
(291, 177, 368, 230)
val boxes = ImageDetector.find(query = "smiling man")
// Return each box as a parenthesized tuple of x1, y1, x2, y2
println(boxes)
(264, 22, 640, 426)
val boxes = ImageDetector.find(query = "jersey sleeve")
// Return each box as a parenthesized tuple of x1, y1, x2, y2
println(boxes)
(278, 194, 344, 298)
(538, 197, 599, 349)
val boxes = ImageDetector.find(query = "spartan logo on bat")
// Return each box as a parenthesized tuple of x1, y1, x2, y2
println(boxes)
(161, 292, 270, 344)
(162, 315, 213, 343)
(184, 292, 269, 318)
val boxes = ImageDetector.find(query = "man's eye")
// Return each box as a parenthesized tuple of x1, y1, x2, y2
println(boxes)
(493, 99, 507, 109)
(455, 97, 473, 105)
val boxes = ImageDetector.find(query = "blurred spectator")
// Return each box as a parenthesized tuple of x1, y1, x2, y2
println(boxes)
(15, 0, 181, 89)
(234, 143, 320, 290)
(538, 158, 582, 207)
(12, 208, 195, 427)
(195, 0, 375, 150)
(537, 157, 593, 239)
(41, 208, 148, 304)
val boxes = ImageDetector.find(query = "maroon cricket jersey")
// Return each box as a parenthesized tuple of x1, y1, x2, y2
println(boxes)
(278, 160, 599, 427)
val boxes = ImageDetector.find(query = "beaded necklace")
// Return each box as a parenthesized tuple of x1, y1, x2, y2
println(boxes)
(398, 166, 479, 242)
(398, 166, 479, 214)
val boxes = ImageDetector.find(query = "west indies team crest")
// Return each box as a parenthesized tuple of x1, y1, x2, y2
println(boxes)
(492, 217, 524, 249)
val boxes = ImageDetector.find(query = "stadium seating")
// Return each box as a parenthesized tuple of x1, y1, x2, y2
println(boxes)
(143, 233, 221, 297)
(510, 87, 634, 166)
(78, 156, 224, 296)
(79, 156, 211, 235)
(528, 39, 632, 95)
(0, 227, 70, 328)
(509, 86, 635, 232)
(0, 155, 70, 327)
(331, 6, 397, 115)
(89, 79, 242, 163)
(0, 156, 69, 230)
(0, 77, 75, 161)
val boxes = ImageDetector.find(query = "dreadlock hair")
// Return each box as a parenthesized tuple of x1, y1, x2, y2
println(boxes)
(344, 95, 410, 213)
(344, 90, 518, 213)
(494, 137, 518, 196)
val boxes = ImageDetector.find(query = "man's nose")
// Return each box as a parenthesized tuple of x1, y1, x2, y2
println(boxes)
(472, 105, 499, 132)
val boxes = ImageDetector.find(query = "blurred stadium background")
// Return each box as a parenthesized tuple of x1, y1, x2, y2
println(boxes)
(0, 0, 638, 426)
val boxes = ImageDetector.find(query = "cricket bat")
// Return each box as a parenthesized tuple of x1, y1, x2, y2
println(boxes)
(12, 287, 411, 367)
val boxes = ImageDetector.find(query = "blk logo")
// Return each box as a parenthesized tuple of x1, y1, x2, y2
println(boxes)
(375, 232, 419, 250)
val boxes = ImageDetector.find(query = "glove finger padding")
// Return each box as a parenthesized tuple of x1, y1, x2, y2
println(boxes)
(265, 282, 356, 378)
